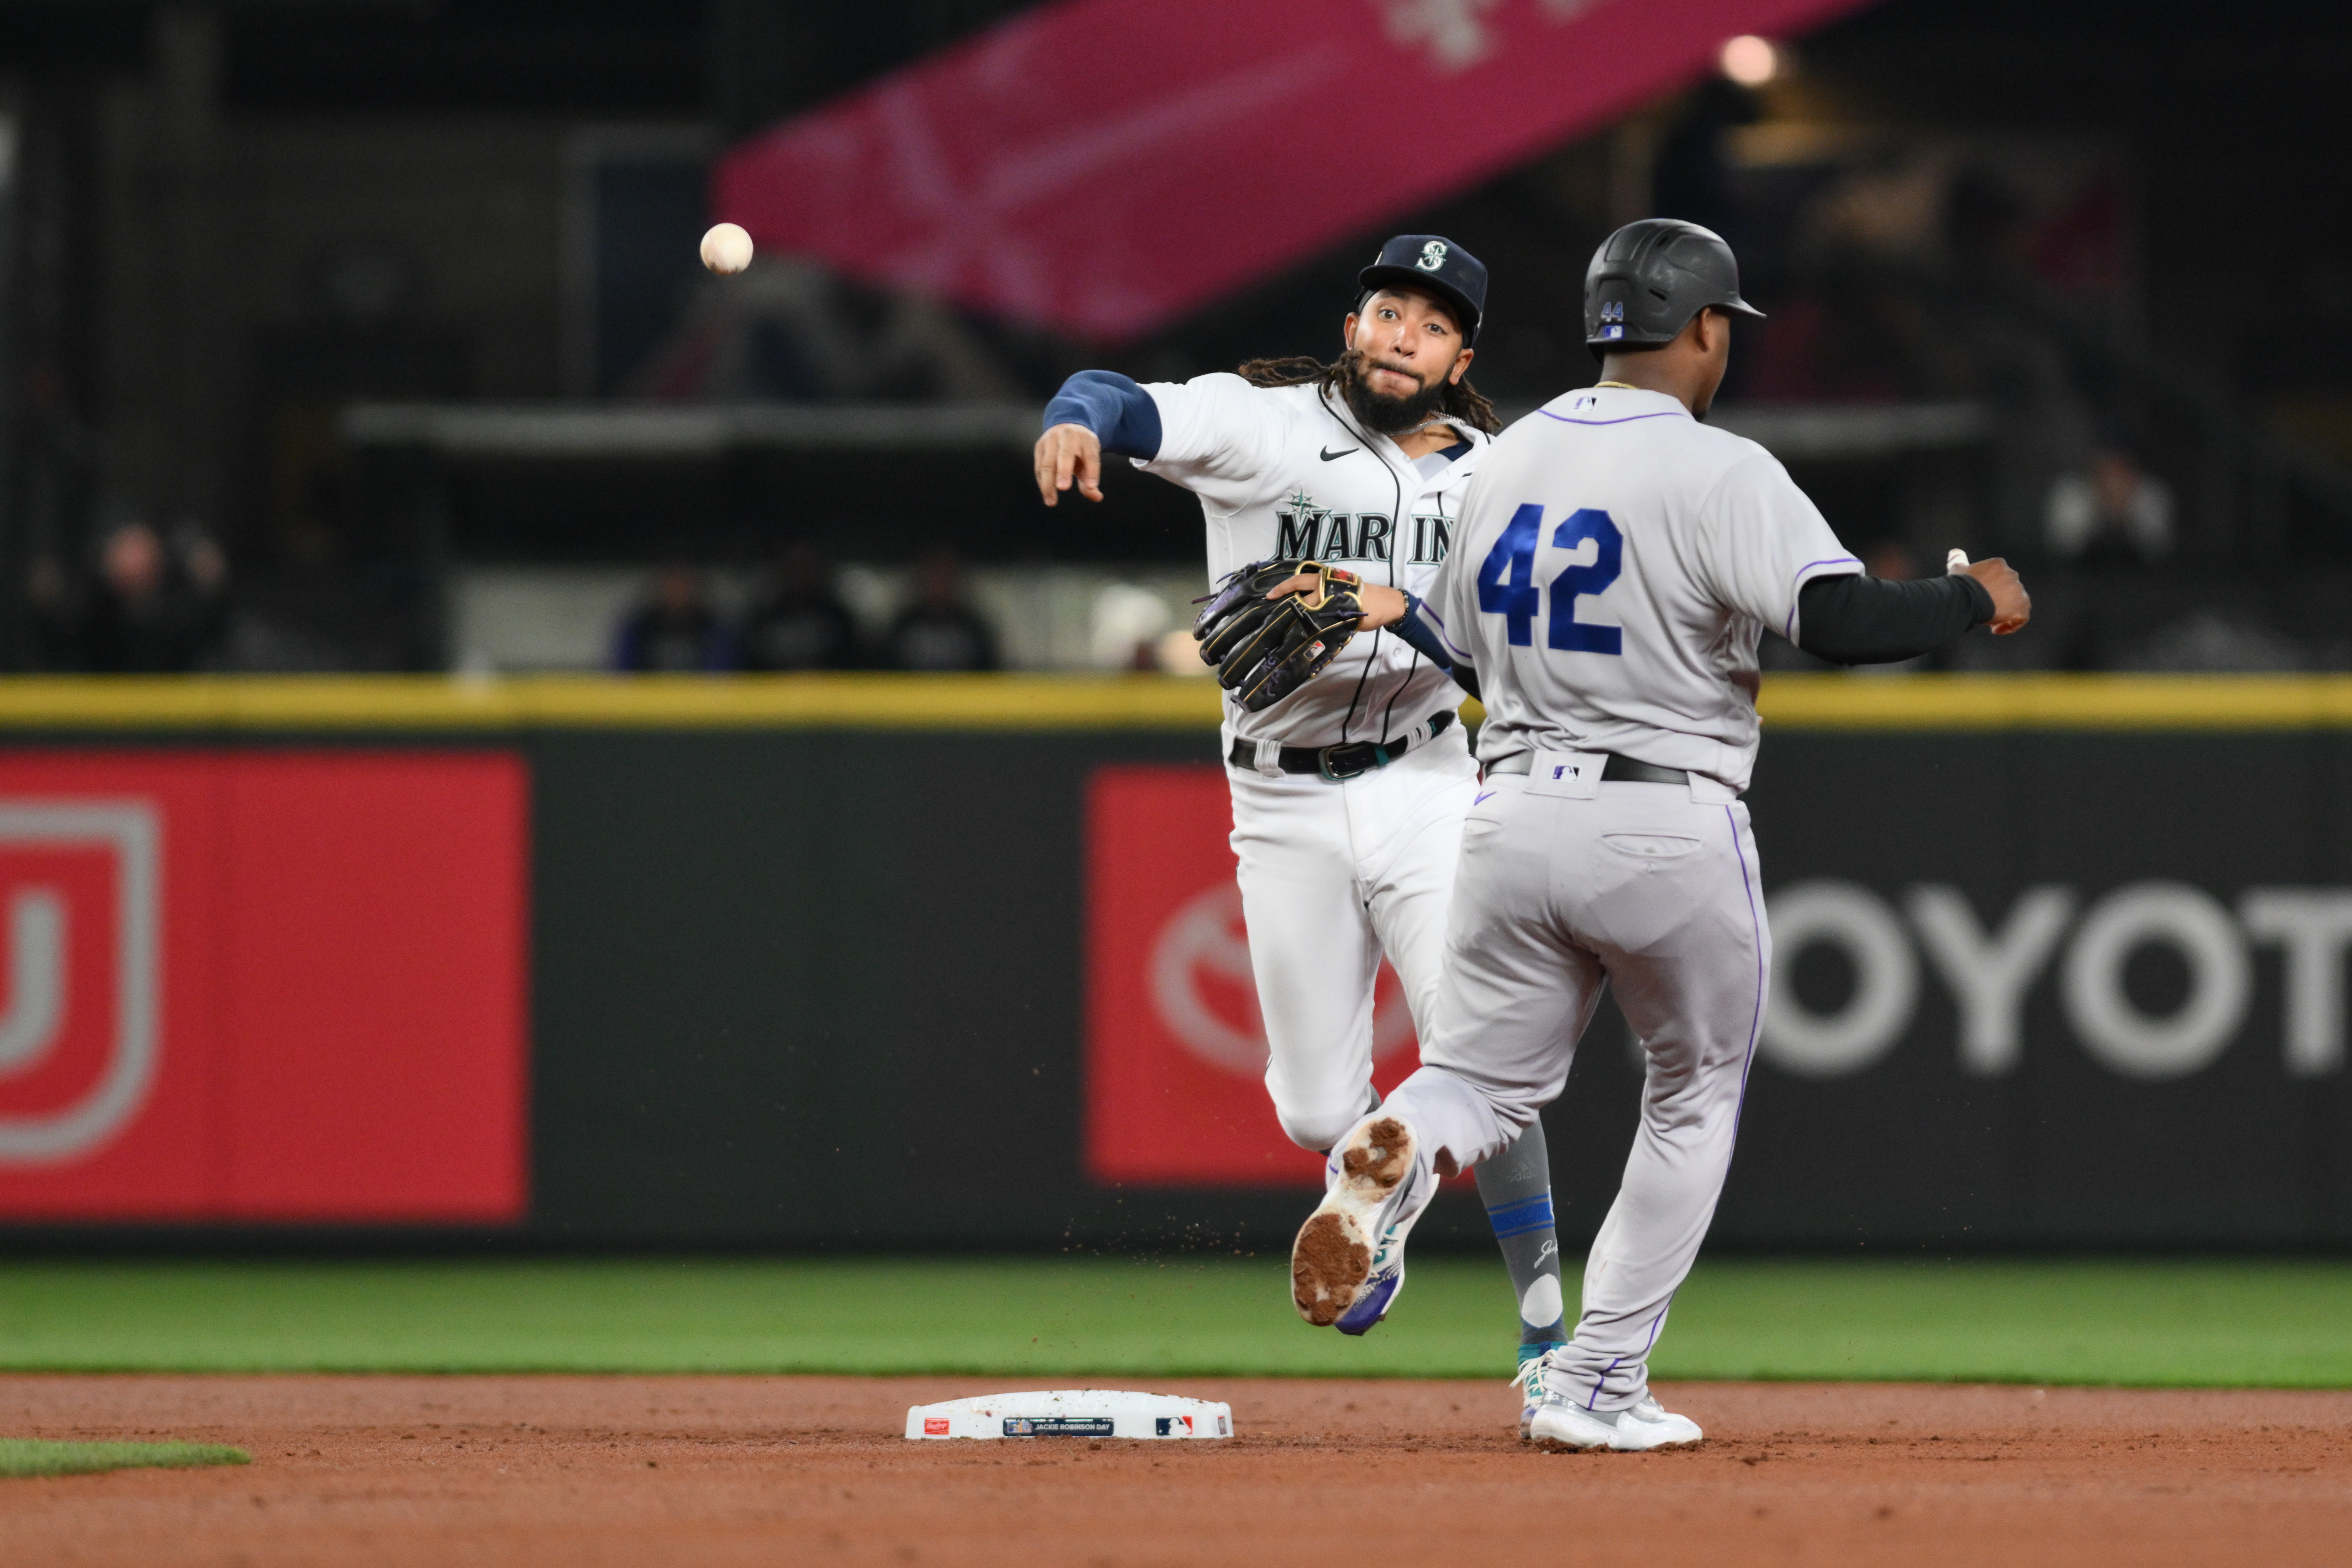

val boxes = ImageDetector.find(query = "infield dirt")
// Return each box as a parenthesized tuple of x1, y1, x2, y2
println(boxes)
(0, 1374, 2343, 1565)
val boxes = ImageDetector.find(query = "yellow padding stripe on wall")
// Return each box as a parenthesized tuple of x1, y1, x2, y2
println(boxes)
(0, 673, 2345, 731)
(1756, 673, 2352, 730)
(0, 674, 1224, 729)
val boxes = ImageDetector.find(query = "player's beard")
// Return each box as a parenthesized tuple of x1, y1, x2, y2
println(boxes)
(1337, 349, 1450, 435)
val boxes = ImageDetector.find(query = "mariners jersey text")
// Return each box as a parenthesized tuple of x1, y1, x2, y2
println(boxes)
(1273, 495, 1455, 566)
(1136, 373, 1484, 748)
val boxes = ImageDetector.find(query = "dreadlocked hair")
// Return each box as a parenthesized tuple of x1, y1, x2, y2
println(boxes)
(1235, 349, 1502, 436)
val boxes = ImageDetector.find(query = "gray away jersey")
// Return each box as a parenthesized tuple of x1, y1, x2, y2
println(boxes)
(1136, 373, 1485, 748)
(1422, 385, 1859, 793)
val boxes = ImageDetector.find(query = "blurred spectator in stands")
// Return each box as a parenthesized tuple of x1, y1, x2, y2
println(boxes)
(2120, 605, 2304, 672)
(1091, 583, 1174, 672)
(614, 565, 729, 672)
(738, 542, 860, 671)
(24, 557, 82, 671)
(881, 547, 998, 672)
(2046, 445, 2174, 566)
(38, 521, 232, 673)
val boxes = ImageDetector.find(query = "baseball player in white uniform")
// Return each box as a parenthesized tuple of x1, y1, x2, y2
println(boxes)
(1036, 236, 1571, 1378)
(1283, 220, 2033, 1449)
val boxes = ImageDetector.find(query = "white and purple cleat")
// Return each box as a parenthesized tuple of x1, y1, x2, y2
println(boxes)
(1291, 1114, 1434, 1335)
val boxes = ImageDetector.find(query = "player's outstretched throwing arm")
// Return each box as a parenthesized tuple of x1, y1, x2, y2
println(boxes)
(1035, 371, 1164, 505)
(1034, 366, 1299, 522)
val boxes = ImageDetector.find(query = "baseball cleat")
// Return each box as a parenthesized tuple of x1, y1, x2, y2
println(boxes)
(1291, 1114, 1432, 1333)
(1514, 1352, 1703, 1451)
(1516, 1342, 1566, 1439)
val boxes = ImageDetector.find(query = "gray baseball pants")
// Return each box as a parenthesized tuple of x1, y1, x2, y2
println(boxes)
(1381, 765, 1770, 1411)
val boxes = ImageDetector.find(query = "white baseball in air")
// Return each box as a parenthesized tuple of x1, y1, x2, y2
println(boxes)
(700, 222, 754, 275)
(1946, 548, 1970, 573)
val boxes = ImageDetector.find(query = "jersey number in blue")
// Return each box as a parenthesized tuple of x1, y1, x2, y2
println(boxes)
(1475, 504, 1623, 654)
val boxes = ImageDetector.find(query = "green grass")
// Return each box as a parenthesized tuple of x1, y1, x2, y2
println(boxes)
(0, 1257, 2343, 1386)
(0, 1440, 248, 1478)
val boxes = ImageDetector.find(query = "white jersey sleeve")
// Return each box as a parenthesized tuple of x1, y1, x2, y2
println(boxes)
(1699, 450, 1861, 648)
(1136, 373, 1291, 515)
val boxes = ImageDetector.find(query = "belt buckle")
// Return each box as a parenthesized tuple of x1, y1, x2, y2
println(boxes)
(1318, 742, 1378, 781)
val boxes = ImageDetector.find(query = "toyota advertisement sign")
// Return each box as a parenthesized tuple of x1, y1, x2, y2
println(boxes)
(1083, 734, 2352, 1243)
(1758, 880, 2348, 1084)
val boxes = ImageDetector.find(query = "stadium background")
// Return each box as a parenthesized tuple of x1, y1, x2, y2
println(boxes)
(0, 2, 2346, 1279)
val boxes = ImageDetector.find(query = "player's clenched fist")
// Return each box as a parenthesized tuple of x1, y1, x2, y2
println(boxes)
(1035, 423, 1103, 507)
(1960, 557, 2031, 635)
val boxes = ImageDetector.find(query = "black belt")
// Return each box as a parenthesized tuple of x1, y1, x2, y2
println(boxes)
(1484, 752, 1692, 786)
(1228, 710, 1455, 782)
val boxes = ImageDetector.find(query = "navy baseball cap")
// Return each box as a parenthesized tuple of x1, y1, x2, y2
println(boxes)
(1358, 234, 1486, 345)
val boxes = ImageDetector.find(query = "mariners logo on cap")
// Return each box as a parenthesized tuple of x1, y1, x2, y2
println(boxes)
(1416, 240, 1448, 272)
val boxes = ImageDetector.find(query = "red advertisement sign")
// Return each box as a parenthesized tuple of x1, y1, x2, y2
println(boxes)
(716, 0, 1876, 342)
(1085, 765, 1418, 1187)
(0, 752, 529, 1223)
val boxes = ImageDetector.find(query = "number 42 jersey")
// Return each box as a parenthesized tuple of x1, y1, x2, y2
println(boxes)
(1422, 385, 1860, 794)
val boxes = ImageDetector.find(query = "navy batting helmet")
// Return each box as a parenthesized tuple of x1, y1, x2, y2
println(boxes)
(1583, 219, 1762, 349)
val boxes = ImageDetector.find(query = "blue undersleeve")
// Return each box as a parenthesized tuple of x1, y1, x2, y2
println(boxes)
(1043, 370, 1164, 460)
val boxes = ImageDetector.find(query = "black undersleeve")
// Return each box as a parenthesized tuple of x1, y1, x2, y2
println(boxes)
(1796, 573, 1994, 665)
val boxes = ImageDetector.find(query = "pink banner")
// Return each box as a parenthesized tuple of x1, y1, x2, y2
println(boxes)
(715, 0, 1877, 343)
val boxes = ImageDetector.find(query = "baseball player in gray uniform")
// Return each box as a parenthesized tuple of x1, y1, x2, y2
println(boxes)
(1283, 220, 2031, 1449)
(1035, 237, 1572, 1389)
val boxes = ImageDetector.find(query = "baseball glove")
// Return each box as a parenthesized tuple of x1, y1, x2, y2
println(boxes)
(1193, 558, 1365, 712)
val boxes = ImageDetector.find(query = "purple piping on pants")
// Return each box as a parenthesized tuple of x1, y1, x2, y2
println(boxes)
(1727, 804, 1766, 1130)
(1586, 1356, 1622, 1410)
(1584, 1302, 1673, 1410)
(1782, 558, 1864, 640)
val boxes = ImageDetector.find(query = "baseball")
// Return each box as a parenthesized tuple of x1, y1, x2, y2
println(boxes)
(700, 222, 753, 275)
(1946, 548, 1970, 573)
